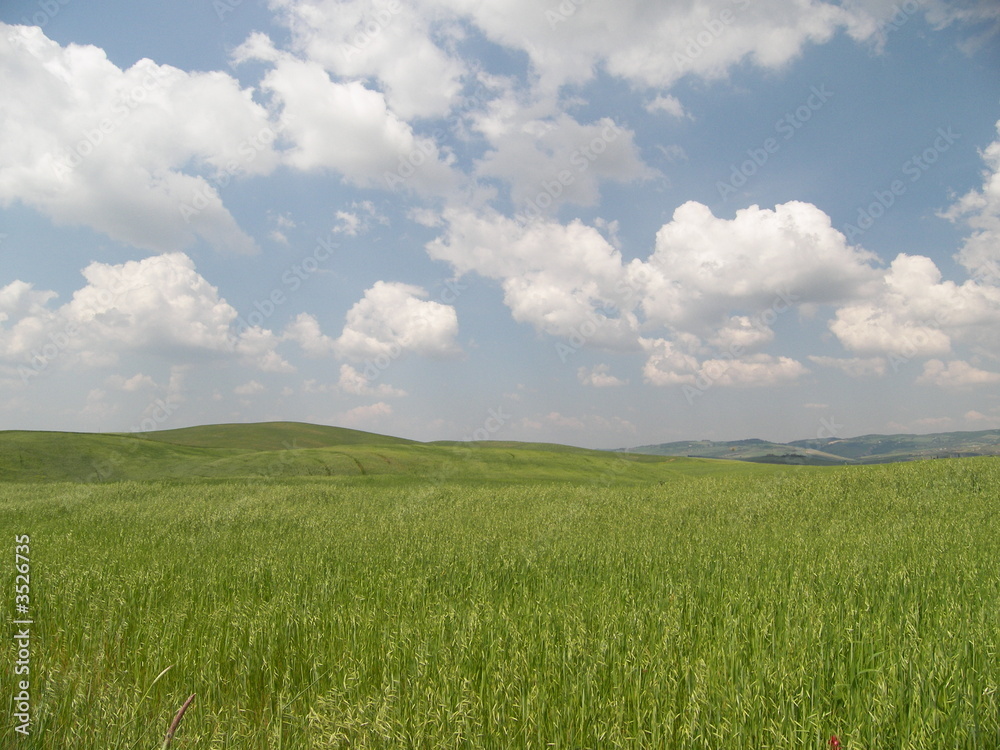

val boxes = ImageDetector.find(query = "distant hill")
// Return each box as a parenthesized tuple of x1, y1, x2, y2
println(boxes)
(0, 422, 777, 484)
(623, 429, 1000, 465)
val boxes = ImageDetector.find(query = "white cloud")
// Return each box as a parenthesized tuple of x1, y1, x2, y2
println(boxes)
(475, 115, 653, 213)
(283, 313, 338, 357)
(333, 200, 389, 236)
(641, 337, 806, 387)
(917, 359, 1000, 388)
(965, 409, 1000, 428)
(829, 253, 1000, 356)
(0, 24, 276, 254)
(577, 364, 627, 387)
(270, 0, 465, 119)
(106, 373, 157, 391)
(234, 380, 266, 396)
(339, 401, 393, 427)
(430, 201, 883, 389)
(234, 40, 457, 193)
(335, 281, 461, 360)
(703, 354, 807, 387)
(640, 338, 702, 386)
(808, 355, 887, 377)
(0, 253, 291, 374)
(645, 94, 689, 118)
(642, 201, 880, 331)
(436, 0, 870, 95)
(337, 363, 407, 397)
(427, 207, 641, 348)
(940, 118, 1000, 283)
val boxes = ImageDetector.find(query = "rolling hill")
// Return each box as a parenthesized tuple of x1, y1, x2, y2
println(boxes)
(624, 429, 1000, 465)
(0, 422, 777, 483)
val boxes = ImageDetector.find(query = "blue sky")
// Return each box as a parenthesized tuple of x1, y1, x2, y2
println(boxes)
(1, 0, 999, 448)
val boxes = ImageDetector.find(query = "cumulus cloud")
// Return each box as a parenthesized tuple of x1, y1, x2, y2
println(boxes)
(234, 380, 266, 395)
(340, 401, 393, 427)
(941, 118, 1000, 283)
(429, 201, 885, 389)
(427, 207, 641, 348)
(106, 373, 157, 391)
(270, 0, 465, 119)
(641, 336, 806, 388)
(475, 115, 653, 213)
(283, 313, 338, 357)
(337, 363, 407, 397)
(0, 253, 291, 376)
(577, 364, 627, 387)
(432, 0, 956, 97)
(335, 281, 461, 360)
(233, 36, 457, 193)
(642, 201, 880, 331)
(829, 253, 1000, 356)
(646, 94, 689, 118)
(0, 24, 276, 254)
(917, 359, 1000, 388)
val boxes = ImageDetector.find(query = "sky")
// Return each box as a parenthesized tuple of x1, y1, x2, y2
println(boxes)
(0, 0, 999, 449)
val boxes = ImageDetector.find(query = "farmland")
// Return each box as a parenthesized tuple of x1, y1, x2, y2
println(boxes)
(0, 426, 997, 748)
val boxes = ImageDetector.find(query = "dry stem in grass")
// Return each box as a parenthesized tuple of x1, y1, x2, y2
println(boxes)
(161, 693, 195, 750)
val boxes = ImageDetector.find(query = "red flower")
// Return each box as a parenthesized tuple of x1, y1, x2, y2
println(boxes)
(830, 736, 841, 749)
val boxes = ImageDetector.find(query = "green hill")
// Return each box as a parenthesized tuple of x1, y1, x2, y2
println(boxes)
(623, 438, 853, 465)
(124, 420, 414, 450)
(626, 429, 1000, 465)
(0, 422, 782, 484)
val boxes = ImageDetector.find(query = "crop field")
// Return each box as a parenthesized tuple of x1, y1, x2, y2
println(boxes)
(1, 453, 998, 748)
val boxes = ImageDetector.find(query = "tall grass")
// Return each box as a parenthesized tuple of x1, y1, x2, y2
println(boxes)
(1, 459, 997, 748)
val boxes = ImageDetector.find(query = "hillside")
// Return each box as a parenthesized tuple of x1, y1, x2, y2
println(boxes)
(625, 429, 1000, 465)
(127, 421, 415, 450)
(0, 423, 779, 484)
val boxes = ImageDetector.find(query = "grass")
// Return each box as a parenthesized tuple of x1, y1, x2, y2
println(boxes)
(1, 454, 997, 748)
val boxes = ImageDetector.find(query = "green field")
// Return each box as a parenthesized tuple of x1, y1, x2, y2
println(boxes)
(1, 426, 998, 748)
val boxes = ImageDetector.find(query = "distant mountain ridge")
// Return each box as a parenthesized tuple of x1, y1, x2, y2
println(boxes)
(622, 429, 1000, 465)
